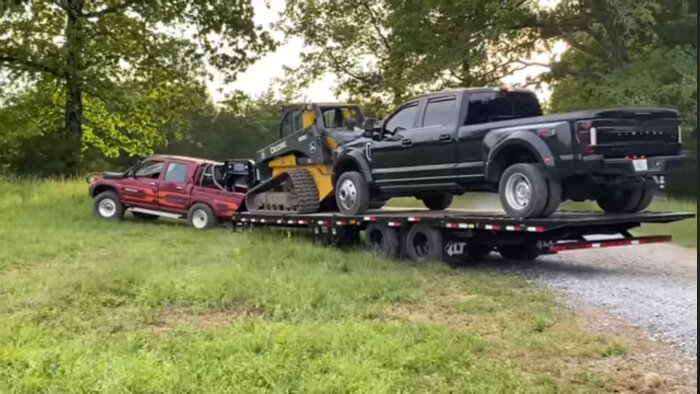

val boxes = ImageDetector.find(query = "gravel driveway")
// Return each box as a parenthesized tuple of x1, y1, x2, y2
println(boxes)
(498, 244, 697, 356)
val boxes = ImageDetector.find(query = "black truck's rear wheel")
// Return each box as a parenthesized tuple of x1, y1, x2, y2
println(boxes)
(420, 194, 453, 211)
(499, 163, 549, 219)
(631, 189, 655, 212)
(335, 171, 370, 215)
(596, 189, 642, 213)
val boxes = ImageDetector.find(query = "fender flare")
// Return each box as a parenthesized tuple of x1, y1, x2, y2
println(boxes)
(332, 151, 373, 184)
(483, 130, 556, 182)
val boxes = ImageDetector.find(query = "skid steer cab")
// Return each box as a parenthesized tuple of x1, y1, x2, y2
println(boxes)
(242, 102, 368, 214)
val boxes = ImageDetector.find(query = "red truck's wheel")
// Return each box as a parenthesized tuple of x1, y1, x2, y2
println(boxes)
(93, 191, 124, 221)
(187, 203, 217, 229)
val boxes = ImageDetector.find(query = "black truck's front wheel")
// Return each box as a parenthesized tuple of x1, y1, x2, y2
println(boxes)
(499, 163, 551, 219)
(335, 171, 370, 215)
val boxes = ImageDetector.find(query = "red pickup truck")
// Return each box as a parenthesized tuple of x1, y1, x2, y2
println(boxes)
(89, 155, 245, 228)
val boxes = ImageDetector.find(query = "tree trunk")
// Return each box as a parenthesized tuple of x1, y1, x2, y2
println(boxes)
(63, 0, 85, 174)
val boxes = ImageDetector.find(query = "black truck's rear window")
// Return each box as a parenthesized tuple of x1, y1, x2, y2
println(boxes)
(465, 91, 542, 125)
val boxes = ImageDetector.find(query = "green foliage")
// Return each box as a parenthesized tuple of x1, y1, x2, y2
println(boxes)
(0, 179, 631, 392)
(0, 0, 273, 172)
(282, 0, 540, 115)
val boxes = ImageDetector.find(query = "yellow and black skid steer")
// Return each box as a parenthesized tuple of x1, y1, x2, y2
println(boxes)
(243, 103, 365, 213)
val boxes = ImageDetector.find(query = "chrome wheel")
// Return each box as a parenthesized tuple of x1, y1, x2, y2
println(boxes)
(192, 209, 208, 229)
(338, 179, 358, 211)
(505, 173, 532, 210)
(98, 198, 116, 218)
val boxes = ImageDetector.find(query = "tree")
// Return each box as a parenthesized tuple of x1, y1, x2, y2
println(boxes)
(282, 0, 540, 116)
(0, 0, 273, 173)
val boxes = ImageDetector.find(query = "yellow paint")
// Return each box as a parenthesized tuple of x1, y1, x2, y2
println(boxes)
(268, 154, 334, 201)
(324, 136, 338, 150)
(302, 110, 315, 129)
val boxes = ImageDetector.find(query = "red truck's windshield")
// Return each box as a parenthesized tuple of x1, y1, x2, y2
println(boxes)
(465, 91, 542, 125)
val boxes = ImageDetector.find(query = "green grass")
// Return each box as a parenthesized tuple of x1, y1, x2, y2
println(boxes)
(390, 193, 697, 248)
(0, 180, 641, 392)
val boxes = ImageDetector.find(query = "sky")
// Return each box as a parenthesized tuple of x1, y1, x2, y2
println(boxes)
(208, 0, 565, 104)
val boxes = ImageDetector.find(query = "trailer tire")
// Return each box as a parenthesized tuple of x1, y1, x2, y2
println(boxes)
(335, 171, 370, 215)
(420, 194, 453, 211)
(405, 223, 443, 262)
(499, 163, 549, 219)
(93, 191, 124, 221)
(187, 203, 217, 229)
(596, 189, 642, 213)
(364, 223, 400, 259)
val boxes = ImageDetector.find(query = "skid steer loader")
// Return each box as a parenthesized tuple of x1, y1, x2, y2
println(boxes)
(241, 103, 365, 213)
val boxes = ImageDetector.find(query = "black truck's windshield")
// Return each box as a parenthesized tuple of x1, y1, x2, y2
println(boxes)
(465, 91, 542, 125)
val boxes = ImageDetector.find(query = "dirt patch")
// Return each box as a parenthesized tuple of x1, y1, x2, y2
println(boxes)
(150, 304, 259, 333)
(575, 306, 697, 394)
(0, 262, 48, 280)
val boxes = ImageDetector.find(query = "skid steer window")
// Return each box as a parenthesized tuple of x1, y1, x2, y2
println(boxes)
(281, 110, 303, 137)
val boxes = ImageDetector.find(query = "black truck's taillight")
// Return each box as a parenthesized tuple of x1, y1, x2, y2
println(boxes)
(577, 121, 597, 154)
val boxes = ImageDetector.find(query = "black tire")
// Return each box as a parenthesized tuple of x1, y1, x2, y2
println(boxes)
(539, 177, 562, 218)
(187, 203, 217, 229)
(132, 212, 159, 221)
(364, 223, 400, 259)
(499, 243, 540, 262)
(450, 243, 492, 266)
(404, 223, 443, 262)
(630, 189, 655, 212)
(596, 189, 643, 213)
(93, 191, 124, 221)
(335, 171, 370, 215)
(420, 194, 454, 211)
(499, 163, 549, 219)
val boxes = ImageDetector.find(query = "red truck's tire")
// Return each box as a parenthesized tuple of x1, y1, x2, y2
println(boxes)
(335, 171, 370, 215)
(499, 163, 549, 219)
(187, 203, 217, 229)
(93, 191, 124, 221)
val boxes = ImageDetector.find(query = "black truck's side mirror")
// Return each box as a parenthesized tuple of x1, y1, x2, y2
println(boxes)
(362, 118, 380, 138)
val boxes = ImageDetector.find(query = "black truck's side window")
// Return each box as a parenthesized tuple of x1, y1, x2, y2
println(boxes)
(423, 98, 456, 127)
(465, 92, 542, 125)
(384, 104, 418, 133)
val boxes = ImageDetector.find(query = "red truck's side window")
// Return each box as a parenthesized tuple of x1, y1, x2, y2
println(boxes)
(164, 162, 189, 183)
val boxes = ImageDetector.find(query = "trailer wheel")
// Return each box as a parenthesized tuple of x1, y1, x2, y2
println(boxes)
(364, 223, 400, 259)
(499, 163, 549, 219)
(187, 203, 217, 229)
(405, 223, 443, 262)
(449, 243, 492, 266)
(499, 243, 540, 262)
(93, 191, 124, 221)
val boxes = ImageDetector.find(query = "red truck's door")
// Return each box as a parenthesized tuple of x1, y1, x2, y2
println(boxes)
(120, 159, 163, 206)
(157, 160, 193, 212)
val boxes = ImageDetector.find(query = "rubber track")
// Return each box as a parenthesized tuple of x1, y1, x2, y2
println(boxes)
(287, 169, 320, 213)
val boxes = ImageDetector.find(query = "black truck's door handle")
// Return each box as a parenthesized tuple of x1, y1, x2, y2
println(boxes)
(401, 138, 413, 147)
(439, 133, 452, 142)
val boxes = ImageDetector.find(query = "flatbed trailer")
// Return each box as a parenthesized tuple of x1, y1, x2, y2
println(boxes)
(232, 209, 694, 264)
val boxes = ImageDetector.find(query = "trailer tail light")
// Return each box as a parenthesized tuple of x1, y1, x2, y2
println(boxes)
(577, 121, 596, 154)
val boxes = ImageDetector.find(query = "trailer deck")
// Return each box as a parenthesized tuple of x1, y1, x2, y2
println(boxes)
(232, 209, 694, 264)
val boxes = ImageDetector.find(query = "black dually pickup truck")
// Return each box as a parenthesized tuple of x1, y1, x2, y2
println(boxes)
(331, 87, 684, 218)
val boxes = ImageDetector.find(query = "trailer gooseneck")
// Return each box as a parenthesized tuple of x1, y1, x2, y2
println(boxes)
(232, 210, 693, 264)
